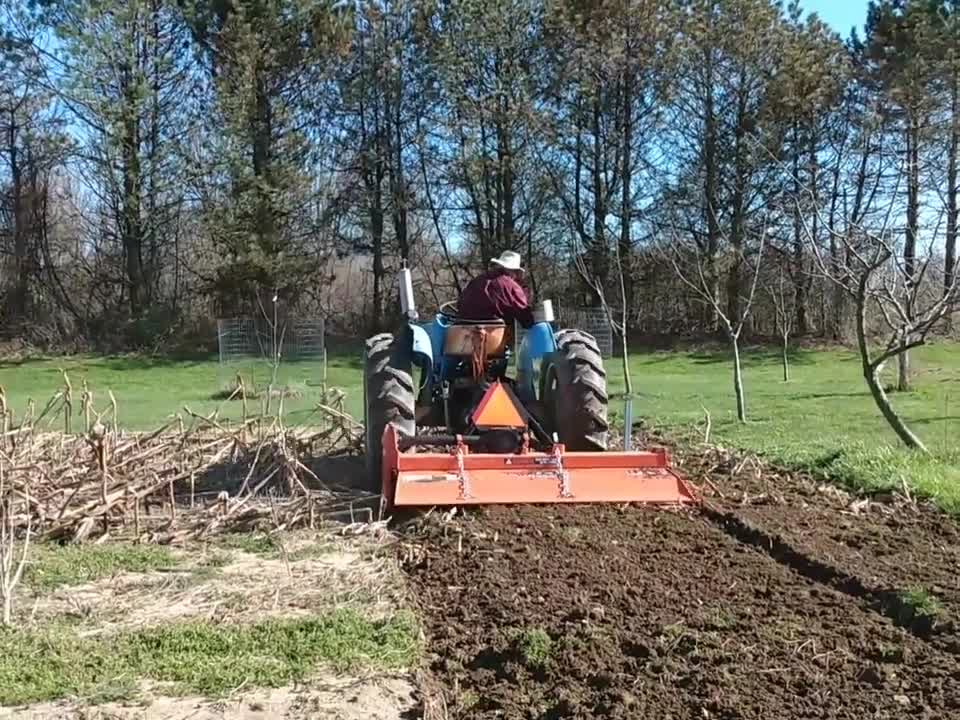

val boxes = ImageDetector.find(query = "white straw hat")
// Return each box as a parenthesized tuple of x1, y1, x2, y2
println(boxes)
(490, 251, 524, 273)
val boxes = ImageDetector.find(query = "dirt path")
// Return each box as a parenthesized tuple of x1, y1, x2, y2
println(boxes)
(402, 499, 960, 719)
(0, 677, 416, 720)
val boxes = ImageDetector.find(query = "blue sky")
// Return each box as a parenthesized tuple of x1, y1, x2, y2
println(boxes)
(798, 0, 870, 37)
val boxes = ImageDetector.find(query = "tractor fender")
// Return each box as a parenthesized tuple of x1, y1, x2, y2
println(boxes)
(516, 321, 556, 400)
(409, 322, 433, 367)
(408, 322, 434, 407)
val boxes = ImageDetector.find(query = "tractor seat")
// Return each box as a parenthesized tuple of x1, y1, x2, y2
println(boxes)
(439, 301, 510, 357)
(444, 322, 507, 357)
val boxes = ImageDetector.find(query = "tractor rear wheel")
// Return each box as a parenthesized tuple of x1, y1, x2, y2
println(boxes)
(544, 330, 608, 451)
(364, 333, 415, 491)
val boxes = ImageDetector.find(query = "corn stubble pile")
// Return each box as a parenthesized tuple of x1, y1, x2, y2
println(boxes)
(0, 379, 369, 544)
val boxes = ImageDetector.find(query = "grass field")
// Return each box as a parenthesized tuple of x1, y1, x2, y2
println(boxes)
(617, 343, 960, 511)
(2, 341, 959, 509)
(0, 354, 363, 429)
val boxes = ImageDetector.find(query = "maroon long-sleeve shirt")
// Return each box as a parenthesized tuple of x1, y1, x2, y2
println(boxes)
(457, 270, 535, 328)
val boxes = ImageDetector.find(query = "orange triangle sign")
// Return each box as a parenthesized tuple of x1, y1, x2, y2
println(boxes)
(471, 381, 527, 428)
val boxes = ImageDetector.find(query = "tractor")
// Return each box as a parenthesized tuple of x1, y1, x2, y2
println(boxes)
(364, 269, 695, 508)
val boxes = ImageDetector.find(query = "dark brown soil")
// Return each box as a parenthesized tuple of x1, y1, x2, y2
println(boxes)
(401, 460, 960, 718)
(682, 447, 960, 654)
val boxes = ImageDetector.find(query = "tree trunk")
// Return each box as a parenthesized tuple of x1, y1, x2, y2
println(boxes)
(854, 274, 926, 451)
(590, 90, 607, 306)
(947, 67, 958, 300)
(121, 63, 145, 318)
(620, 59, 634, 316)
(7, 111, 27, 321)
(726, 74, 749, 326)
(479, 118, 495, 263)
(827, 129, 845, 340)
(830, 229, 845, 340)
(897, 349, 910, 393)
(703, 52, 719, 332)
(252, 68, 274, 252)
(389, 104, 409, 263)
(791, 128, 808, 335)
(781, 333, 789, 383)
(867, 360, 926, 451)
(730, 330, 746, 423)
(900, 116, 920, 391)
(497, 104, 514, 252)
(369, 142, 385, 332)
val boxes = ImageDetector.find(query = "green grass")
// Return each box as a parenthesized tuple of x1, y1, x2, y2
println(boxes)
(894, 587, 944, 628)
(213, 533, 332, 561)
(4, 341, 960, 510)
(26, 544, 177, 591)
(605, 342, 960, 511)
(216, 532, 280, 556)
(516, 627, 553, 669)
(0, 609, 419, 705)
(0, 354, 364, 430)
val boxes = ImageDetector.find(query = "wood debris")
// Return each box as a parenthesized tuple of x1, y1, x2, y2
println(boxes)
(0, 386, 370, 544)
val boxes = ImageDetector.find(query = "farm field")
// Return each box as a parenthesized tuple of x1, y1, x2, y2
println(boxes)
(2, 341, 960, 509)
(2, 344, 960, 718)
(402, 455, 960, 718)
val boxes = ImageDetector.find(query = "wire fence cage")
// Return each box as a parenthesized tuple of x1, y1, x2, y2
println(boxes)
(216, 317, 327, 394)
(562, 307, 615, 357)
(515, 305, 615, 358)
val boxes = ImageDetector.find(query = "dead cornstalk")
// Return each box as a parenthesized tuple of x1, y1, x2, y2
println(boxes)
(108, 391, 119, 435)
(0, 386, 8, 449)
(81, 380, 92, 433)
(0, 462, 31, 626)
(61, 371, 73, 435)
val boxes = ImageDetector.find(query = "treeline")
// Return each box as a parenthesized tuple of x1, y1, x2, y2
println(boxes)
(0, 0, 958, 350)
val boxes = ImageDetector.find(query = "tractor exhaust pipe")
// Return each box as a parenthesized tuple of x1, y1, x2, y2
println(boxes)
(399, 267, 417, 321)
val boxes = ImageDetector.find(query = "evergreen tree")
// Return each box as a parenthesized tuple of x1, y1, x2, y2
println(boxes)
(182, 0, 349, 313)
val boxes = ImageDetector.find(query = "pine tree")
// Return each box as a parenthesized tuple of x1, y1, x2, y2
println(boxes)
(769, 3, 849, 335)
(421, 0, 545, 266)
(182, 0, 349, 314)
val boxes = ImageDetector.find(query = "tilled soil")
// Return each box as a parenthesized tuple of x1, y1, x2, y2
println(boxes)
(681, 447, 960, 655)
(401, 457, 960, 719)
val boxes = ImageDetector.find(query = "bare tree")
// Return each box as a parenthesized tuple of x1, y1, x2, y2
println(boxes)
(766, 260, 796, 382)
(574, 235, 633, 396)
(805, 216, 956, 452)
(662, 221, 768, 422)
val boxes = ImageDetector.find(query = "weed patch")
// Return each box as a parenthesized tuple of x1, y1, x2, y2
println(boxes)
(287, 542, 335, 562)
(892, 587, 943, 633)
(0, 609, 418, 705)
(814, 446, 960, 513)
(216, 532, 279, 556)
(26, 544, 177, 591)
(516, 628, 553, 669)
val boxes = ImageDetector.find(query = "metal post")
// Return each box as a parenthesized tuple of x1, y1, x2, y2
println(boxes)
(623, 395, 633, 451)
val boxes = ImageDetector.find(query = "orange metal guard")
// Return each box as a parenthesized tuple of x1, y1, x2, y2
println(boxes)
(381, 425, 699, 508)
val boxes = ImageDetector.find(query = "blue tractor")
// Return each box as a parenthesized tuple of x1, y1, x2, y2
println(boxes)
(365, 270, 694, 509)
(363, 270, 609, 483)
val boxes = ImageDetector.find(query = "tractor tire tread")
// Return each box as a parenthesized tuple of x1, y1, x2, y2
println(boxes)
(364, 333, 415, 492)
(557, 328, 602, 356)
(553, 331, 609, 451)
(563, 347, 606, 380)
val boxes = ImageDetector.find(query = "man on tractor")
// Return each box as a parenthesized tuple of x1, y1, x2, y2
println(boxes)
(457, 251, 535, 329)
